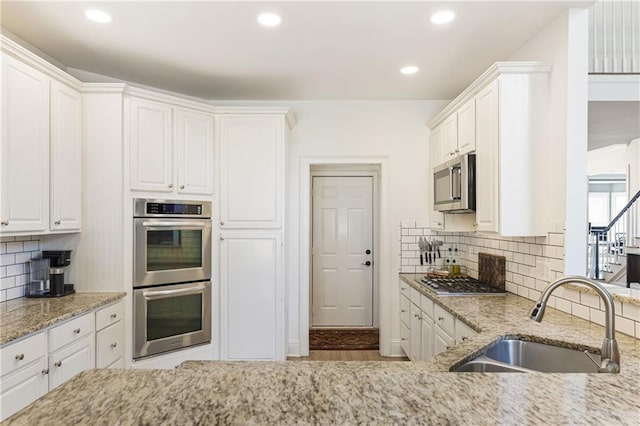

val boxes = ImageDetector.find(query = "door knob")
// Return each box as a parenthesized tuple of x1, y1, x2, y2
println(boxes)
(361, 261, 372, 266)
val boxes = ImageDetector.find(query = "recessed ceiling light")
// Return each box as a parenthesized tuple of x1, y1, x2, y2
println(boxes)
(85, 9, 112, 24)
(257, 13, 282, 27)
(400, 66, 419, 75)
(431, 10, 455, 25)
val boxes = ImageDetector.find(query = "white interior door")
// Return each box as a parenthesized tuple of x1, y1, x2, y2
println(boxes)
(312, 176, 373, 327)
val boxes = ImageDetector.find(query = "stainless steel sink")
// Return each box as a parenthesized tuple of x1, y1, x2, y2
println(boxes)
(453, 339, 601, 373)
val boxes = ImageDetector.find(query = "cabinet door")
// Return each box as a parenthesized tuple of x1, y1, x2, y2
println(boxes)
(409, 303, 422, 361)
(442, 114, 458, 159)
(221, 233, 284, 360)
(457, 98, 476, 155)
(96, 321, 124, 368)
(475, 81, 500, 233)
(50, 80, 81, 231)
(48, 334, 95, 390)
(400, 321, 410, 357)
(176, 108, 214, 195)
(128, 97, 173, 192)
(218, 115, 284, 229)
(429, 125, 445, 229)
(421, 315, 433, 361)
(0, 54, 49, 233)
(0, 357, 48, 421)
(433, 326, 454, 356)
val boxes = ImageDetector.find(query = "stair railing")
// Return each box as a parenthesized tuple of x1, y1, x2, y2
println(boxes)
(589, 189, 640, 280)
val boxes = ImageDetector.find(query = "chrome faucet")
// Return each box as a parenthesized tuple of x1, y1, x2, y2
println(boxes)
(529, 275, 620, 373)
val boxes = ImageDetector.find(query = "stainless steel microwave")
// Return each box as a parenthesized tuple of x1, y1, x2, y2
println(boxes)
(433, 153, 476, 213)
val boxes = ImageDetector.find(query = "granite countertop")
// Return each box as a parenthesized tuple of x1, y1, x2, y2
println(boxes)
(5, 276, 640, 425)
(0, 292, 126, 345)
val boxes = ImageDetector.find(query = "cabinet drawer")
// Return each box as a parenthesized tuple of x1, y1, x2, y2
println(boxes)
(434, 304, 455, 337)
(455, 319, 477, 344)
(409, 287, 421, 305)
(96, 299, 124, 332)
(400, 322, 410, 356)
(0, 356, 48, 421)
(400, 294, 410, 327)
(0, 332, 47, 378)
(49, 313, 94, 352)
(399, 279, 410, 296)
(420, 295, 434, 319)
(96, 321, 124, 368)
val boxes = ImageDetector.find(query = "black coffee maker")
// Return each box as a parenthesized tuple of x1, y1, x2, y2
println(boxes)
(42, 250, 74, 296)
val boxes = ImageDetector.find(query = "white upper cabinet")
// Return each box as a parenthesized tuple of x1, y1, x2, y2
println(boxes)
(456, 98, 476, 155)
(442, 114, 458, 159)
(176, 108, 214, 195)
(218, 115, 285, 229)
(128, 97, 214, 195)
(128, 97, 173, 192)
(0, 54, 50, 234)
(50, 80, 82, 231)
(474, 81, 499, 233)
(428, 62, 551, 236)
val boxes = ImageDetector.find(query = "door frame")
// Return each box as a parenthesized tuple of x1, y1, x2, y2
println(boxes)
(310, 170, 378, 329)
(299, 156, 391, 356)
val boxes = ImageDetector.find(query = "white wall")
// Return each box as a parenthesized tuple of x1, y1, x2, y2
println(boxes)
(282, 101, 447, 356)
(587, 144, 628, 175)
(508, 9, 589, 275)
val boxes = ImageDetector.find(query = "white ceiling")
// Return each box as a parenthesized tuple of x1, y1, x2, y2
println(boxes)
(1, 1, 590, 100)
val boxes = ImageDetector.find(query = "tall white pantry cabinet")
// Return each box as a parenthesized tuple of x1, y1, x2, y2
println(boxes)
(217, 113, 293, 361)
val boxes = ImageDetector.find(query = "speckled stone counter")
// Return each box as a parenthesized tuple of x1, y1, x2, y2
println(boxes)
(5, 278, 640, 425)
(0, 292, 126, 345)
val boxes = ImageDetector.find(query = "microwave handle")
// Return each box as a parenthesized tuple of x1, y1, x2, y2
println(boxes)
(141, 221, 207, 228)
(449, 167, 455, 201)
(143, 284, 206, 300)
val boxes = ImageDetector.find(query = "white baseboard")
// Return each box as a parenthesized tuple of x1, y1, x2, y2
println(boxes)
(389, 338, 407, 357)
(287, 340, 301, 357)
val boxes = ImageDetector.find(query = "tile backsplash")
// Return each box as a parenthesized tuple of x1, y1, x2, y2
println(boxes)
(400, 221, 640, 339)
(0, 236, 41, 302)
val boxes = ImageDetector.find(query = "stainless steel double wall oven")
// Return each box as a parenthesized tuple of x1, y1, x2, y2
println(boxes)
(133, 199, 212, 359)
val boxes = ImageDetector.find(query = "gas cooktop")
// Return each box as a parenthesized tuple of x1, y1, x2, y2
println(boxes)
(416, 276, 507, 296)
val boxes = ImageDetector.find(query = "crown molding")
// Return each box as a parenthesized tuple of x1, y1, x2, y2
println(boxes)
(212, 106, 296, 129)
(0, 34, 82, 90)
(428, 61, 552, 129)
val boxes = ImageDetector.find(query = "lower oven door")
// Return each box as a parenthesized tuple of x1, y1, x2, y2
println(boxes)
(133, 281, 211, 359)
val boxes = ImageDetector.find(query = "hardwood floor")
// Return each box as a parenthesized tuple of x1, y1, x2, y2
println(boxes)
(288, 350, 409, 361)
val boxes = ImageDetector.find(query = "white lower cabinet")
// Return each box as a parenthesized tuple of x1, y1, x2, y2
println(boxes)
(399, 279, 477, 361)
(0, 299, 125, 421)
(221, 233, 284, 360)
(48, 334, 94, 390)
(0, 332, 48, 421)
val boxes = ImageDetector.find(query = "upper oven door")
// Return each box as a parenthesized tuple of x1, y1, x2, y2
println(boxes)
(134, 218, 212, 287)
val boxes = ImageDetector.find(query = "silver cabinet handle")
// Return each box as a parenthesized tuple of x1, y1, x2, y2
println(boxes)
(41, 368, 49, 375)
(111, 342, 118, 349)
(1, 220, 8, 226)
(220, 221, 225, 226)
(401, 338, 407, 341)
(15, 353, 24, 361)
(168, 183, 173, 188)
(143, 283, 205, 299)
(401, 309, 407, 313)
(73, 328, 81, 334)
(54, 220, 61, 225)
(54, 361, 62, 367)
(110, 313, 117, 319)
(462, 336, 469, 341)
(446, 346, 451, 350)
(180, 185, 185, 189)
(438, 317, 444, 321)
(142, 221, 206, 228)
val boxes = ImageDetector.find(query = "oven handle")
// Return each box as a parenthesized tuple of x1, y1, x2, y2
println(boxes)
(141, 221, 207, 229)
(449, 166, 455, 201)
(143, 284, 206, 299)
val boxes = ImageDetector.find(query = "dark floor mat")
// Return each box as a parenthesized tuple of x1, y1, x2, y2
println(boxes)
(309, 328, 379, 350)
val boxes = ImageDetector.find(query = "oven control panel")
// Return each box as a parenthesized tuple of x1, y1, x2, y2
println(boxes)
(134, 199, 212, 218)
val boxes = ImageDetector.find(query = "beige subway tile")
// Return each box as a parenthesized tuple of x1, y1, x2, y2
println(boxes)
(535, 279, 550, 292)
(523, 276, 536, 289)
(615, 315, 636, 337)
(580, 292, 601, 309)
(523, 254, 536, 267)
(563, 289, 581, 302)
(622, 303, 640, 322)
(512, 273, 524, 285)
(556, 298, 572, 314)
(513, 253, 524, 264)
(590, 308, 606, 326)
(571, 302, 590, 320)
(518, 243, 530, 254)
(548, 233, 564, 247)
